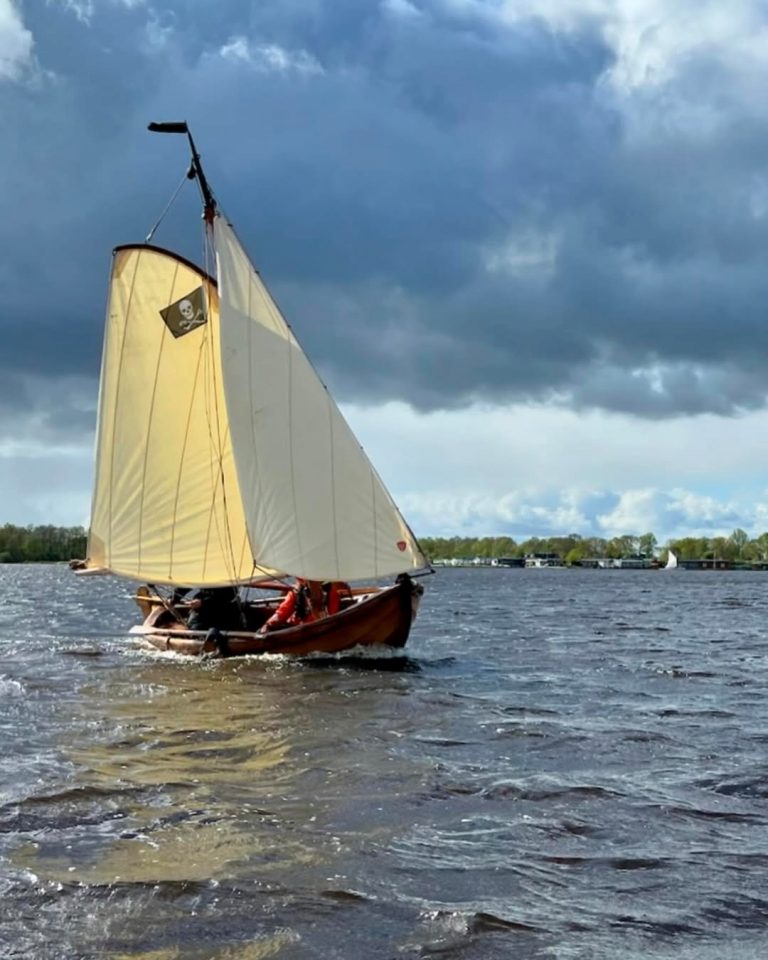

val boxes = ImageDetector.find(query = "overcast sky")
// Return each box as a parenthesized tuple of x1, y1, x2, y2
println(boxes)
(3, 0, 768, 544)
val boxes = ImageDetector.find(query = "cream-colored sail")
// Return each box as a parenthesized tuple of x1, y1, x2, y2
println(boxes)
(215, 217, 427, 582)
(665, 550, 678, 570)
(87, 225, 427, 586)
(86, 245, 276, 585)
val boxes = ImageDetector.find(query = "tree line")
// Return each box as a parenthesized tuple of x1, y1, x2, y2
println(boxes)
(1, 524, 766, 567)
(419, 529, 768, 566)
(0, 524, 87, 563)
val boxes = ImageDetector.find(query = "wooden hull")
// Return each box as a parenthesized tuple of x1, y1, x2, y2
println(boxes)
(132, 578, 423, 658)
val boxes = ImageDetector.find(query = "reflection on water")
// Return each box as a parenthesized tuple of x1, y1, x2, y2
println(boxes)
(12, 662, 378, 887)
(3, 564, 768, 958)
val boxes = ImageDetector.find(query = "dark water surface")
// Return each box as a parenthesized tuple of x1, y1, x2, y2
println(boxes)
(2, 564, 768, 959)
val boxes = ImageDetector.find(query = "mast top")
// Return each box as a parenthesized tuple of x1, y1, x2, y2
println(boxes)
(148, 120, 216, 221)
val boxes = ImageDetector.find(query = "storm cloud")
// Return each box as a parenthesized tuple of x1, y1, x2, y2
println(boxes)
(3, 0, 768, 434)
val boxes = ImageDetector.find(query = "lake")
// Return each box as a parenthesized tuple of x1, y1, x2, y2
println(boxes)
(1, 563, 767, 959)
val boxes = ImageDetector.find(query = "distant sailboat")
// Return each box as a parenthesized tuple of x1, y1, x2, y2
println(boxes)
(665, 550, 678, 570)
(77, 122, 431, 657)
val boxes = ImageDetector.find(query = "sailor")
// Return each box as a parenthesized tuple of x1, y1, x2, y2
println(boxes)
(260, 578, 322, 632)
(185, 586, 240, 631)
(322, 581, 351, 616)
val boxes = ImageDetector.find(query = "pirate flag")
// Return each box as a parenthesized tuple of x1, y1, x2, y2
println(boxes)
(160, 287, 208, 339)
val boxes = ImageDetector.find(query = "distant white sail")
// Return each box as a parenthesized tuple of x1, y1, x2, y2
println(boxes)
(665, 550, 678, 570)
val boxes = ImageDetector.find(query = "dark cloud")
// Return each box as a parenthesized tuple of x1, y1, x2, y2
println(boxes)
(3, 0, 768, 427)
(0, 373, 95, 444)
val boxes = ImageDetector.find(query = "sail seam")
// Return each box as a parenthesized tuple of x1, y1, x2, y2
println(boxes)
(200, 318, 218, 581)
(287, 322, 303, 574)
(167, 317, 208, 582)
(207, 339, 238, 582)
(205, 225, 242, 586)
(87, 256, 116, 569)
(107, 251, 141, 571)
(246, 253, 259, 571)
(328, 391, 340, 578)
(137, 261, 177, 574)
(371, 467, 379, 579)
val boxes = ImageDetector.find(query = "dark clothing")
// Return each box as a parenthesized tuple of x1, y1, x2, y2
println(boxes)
(186, 587, 240, 631)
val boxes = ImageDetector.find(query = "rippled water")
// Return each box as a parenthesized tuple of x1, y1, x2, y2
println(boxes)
(2, 563, 768, 959)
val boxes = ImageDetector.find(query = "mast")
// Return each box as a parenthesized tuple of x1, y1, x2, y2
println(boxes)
(148, 121, 217, 222)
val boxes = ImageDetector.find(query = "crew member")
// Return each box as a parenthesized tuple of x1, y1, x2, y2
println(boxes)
(322, 581, 351, 616)
(261, 578, 323, 632)
(185, 586, 240, 631)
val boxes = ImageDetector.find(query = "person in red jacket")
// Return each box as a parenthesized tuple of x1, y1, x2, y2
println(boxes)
(261, 578, 317, 632)
(260, 579, 353, 633)
(322, 580, 351, 615)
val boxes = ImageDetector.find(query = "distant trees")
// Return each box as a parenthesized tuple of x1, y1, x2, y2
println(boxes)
(666, 528, 755, 564)
(3, 524, 768, 567)
(418, 536, 514, 561)
(749, 532, 768, 561)
(639, 532, 657, 557)
(421, 528, 768, 566)
(0, 524, 86, 563)
(729, 528, 749, 560)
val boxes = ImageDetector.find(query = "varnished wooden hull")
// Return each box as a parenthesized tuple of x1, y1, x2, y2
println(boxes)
(132, 578, 422, 658)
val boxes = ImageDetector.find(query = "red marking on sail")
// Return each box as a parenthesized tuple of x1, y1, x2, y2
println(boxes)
(397, 540, 407, 552)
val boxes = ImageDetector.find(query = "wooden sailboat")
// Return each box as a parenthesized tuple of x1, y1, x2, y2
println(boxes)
(78, 122, 430, 657)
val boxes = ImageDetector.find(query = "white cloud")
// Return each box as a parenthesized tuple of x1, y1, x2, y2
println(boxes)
(0, 440, 92, 526)
(143, 11, 173, 52)
(666, 488, 739, 525)
(3, 393, 768, 542)
(596, 487, 663, 535)
(341, 400, 768, 540)
(52, 0, 146, 25)
(0, 0, 34, 81)
(217, 38, 323, 75)
(54, 0, 94, 24)
(383, 0, 424, 19)
(440, 0, 768, 145)
(484, 228, 561, 278)
(472, 1, 768, 92)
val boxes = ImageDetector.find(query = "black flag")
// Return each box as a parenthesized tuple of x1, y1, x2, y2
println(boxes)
(160, 287, 207, 338)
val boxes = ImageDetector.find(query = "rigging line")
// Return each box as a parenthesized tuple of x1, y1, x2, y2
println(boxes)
(211, 229, 261, 587)
(252, 564, 291, 586)
(147, 583, 184, 624)
(167, 322, 208, 583)
(246, 235, 259, 566)
(222, 212, 396, 579)
(327, 389, 341, 579)
(201, 222, 242, 585)
(88, 257, 117, 565)
(138, 259, 177, 575)
(220, 214, 306, 574)
(218, 216, 307, 575)
(203, 227, 235, 577)
(195, 223, 234, 584)
(199, 301, 219, 582)
(106, 250, 141, 571)
(145, 172, 189, 244)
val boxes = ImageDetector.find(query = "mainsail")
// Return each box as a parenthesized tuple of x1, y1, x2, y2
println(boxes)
(665, 550, 678, 570)
(86, 218, 428, 586)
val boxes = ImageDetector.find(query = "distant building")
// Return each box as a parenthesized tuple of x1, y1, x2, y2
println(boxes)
(577, 556, 651, 569)
(679, 559, 732, 570)
(524, 552, 563, 568)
